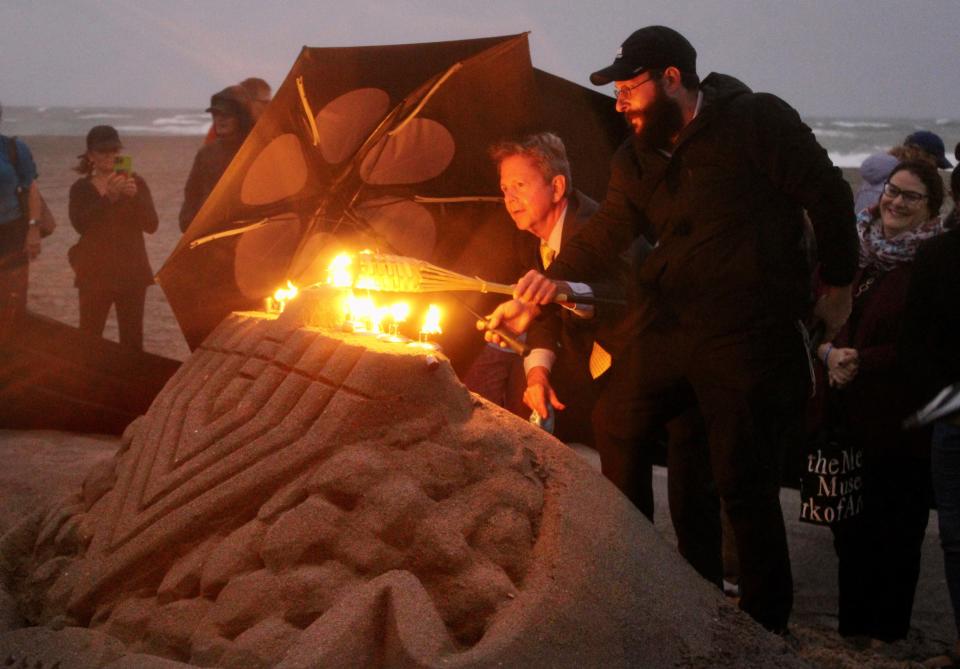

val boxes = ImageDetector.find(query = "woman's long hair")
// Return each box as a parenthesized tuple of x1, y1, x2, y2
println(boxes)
(73, 154, 93, 175)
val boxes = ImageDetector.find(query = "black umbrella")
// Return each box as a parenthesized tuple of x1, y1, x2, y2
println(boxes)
(158, 34, 625, 369)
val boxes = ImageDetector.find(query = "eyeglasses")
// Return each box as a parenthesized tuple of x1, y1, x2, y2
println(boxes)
(613, 73, 657, 99)
(883, 182, 928, 205)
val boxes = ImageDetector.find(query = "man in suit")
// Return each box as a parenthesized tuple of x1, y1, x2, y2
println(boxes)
(464, 132, 602, 446)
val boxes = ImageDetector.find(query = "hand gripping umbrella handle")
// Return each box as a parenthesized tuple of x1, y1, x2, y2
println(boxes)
(475, 319, 530, 357)
(463, 304, 530, 357)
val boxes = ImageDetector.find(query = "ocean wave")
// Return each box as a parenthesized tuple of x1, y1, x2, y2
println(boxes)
(114, 123, 209, 136)
(153, 114, 209, 127)
(828, 151, 874, 168)
(812, 128, 856, 139)
(934, 118, 957, 127)
(78, 112, 135, 120)
(830, 121, 892, 129)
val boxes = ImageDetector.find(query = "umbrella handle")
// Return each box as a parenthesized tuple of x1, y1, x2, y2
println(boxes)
(475, 318, 530, 357)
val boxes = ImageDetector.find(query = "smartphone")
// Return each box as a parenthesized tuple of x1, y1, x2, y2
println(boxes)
(114, 155, 133, 175)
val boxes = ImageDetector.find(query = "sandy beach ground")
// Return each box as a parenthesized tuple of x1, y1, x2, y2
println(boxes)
(1, 136, 954, 667)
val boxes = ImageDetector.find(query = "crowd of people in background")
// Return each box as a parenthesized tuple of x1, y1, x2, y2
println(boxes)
(1, 25, 960, 666)
(0, 77, 272, 349)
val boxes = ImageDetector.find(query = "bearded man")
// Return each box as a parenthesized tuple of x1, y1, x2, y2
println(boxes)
(489, 25, 858, 632)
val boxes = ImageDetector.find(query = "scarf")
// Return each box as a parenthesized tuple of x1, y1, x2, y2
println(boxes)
(857, 209, 942, 271)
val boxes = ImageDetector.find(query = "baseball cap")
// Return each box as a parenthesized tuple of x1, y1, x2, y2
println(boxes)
(590, 25, 697, 86)
(904, 130, 952, 169)
(205, 86, 246, 116)
(85, 125, 122, 153)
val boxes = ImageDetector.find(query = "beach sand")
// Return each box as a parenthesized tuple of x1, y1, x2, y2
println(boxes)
(2, 136, 952, 667)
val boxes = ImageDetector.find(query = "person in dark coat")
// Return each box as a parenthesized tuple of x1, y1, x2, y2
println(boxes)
(817, 160, 944, 641)
(179, 86, 253, 232)
(69, 126, 159, 350)
(900, 163, 960, 660)
(489, 26, 859, 632)
(463, 132, 602, 445)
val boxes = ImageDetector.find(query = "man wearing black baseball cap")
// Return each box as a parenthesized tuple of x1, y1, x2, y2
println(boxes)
(489, 25, 859, 633)
(179, 86, 254, 232)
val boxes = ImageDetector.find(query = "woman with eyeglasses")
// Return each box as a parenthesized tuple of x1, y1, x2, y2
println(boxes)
(813, 160, 944, 642)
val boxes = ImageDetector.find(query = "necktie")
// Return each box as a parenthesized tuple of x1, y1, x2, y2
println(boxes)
(589, 342, 612, 379)
(539, 243, 556, 270)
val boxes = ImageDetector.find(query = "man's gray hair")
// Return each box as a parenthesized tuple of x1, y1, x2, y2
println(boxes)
(490, 131, 573, 196)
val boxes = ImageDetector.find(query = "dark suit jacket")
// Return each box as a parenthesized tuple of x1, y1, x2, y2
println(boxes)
(516, 191, 602, 444)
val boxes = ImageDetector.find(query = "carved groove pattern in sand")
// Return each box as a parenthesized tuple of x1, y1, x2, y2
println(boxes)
(97, 315, 366, 554)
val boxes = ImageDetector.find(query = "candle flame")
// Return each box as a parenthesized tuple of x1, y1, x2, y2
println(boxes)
(421, 304, 442, 335)
(269, 280, 299, 313)
(390, 302, 410, 323)
(327, 253, 354, 288)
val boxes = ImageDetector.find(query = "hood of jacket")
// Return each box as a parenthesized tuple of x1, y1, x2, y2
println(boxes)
(698, 72, 753, 112)
(859, 153, 898, 185)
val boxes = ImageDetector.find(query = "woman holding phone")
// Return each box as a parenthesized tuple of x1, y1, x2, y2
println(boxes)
(68, 125, 158, 350)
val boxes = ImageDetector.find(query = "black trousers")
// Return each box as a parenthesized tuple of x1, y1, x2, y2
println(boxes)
(830, 453, 931, 641)
(78, 286, 147, 351)
(593, 319, 809, 632)
(0, 220, 28, 328)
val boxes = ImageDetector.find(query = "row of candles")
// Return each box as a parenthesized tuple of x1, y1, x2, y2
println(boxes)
(265, 252, 444, 349)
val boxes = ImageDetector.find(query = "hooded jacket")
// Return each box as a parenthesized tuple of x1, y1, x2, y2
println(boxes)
(853, 153, 898, 214)
(550, 73, 858, 338)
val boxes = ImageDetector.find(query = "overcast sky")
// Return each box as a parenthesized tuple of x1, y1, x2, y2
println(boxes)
(2, 0, 958, 118)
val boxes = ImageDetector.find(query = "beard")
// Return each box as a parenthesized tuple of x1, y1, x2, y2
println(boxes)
(626, 83, 685, 152)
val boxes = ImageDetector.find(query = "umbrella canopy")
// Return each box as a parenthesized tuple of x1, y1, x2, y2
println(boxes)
(158, 33, 625, 362)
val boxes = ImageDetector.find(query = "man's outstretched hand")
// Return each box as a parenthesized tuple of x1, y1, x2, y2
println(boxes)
(484, 299, 541, 346)
(524, 366, 565, 418)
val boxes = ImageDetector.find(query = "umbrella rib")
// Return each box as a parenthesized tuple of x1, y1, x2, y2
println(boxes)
(188, 219, 270, 249)
(387, 62, 463, 137)
(413, 195, 504, 204)
(296, 76, 321, 146)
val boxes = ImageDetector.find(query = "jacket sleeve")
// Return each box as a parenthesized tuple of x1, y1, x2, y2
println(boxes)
(547, 145, 650, 284)
(68, 180, 108, 235)
(527, 309, 562, 353)
(133, 175, 159, 234)
(898, 242, 947, 402)
(12, 138, 39, 185)
(745, 93, 859, 287)
(179, 151, 206, 233)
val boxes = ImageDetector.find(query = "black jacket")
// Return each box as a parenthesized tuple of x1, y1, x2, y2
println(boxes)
(549, 73, 858, 336)
(178, 138, 242, 232)
(523, 190, 599, 357)
(69, 174, 158, 291)
(899, 227, 960, 405)
(521, 191, 602, 445)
